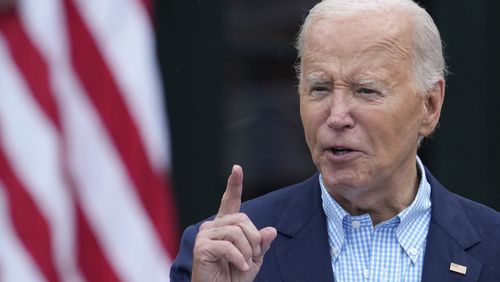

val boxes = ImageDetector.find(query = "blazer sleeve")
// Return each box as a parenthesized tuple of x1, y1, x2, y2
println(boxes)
(170, 224, 199, 282)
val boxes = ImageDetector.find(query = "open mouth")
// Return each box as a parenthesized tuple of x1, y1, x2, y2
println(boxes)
(329, 147, 354, 155)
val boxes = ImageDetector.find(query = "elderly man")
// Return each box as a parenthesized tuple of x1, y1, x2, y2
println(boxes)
(170, 0, 500, 281)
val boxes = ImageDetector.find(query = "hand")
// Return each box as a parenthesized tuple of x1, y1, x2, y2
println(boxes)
(191, 165, 277, 282)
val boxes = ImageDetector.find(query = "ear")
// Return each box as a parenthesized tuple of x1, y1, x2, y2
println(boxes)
(420, 77, 445, 137)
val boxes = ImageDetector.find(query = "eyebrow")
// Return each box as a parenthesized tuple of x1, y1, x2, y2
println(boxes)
(356, 78, 376, 85)
(304, 73, 388, 91)
(305, 73, 332, 84)
(349, 73, 382, 86)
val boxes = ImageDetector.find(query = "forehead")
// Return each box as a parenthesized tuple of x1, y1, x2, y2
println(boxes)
(301, 10, 413, 81)
(304, 8, 412, 54)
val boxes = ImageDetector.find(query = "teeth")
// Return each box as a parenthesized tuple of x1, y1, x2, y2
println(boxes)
(331, 148, 352, 155)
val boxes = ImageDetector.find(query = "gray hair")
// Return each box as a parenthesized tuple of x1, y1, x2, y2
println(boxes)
(296, 0, 447, 93)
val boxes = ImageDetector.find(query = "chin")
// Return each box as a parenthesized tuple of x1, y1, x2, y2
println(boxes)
(319, 162, 373, 192)
(322, 169, 358, 189)
(321, 174, 374, 205)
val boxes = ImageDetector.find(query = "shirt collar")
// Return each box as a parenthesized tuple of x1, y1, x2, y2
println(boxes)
(396, 156, 432, 263)
(320, 155, 432, 264)
(320, 175, 347, 262)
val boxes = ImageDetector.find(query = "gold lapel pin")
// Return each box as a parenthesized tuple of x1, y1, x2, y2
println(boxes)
(449, 262, 467, 275)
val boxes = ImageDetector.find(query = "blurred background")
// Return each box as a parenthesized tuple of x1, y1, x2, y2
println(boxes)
(158, 0, 500, 230)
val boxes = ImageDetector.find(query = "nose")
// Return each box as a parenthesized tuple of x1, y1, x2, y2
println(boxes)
(326, 91, 355, 130)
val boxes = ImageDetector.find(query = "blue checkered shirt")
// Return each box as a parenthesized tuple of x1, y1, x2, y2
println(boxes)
(320, 157, 431, 282)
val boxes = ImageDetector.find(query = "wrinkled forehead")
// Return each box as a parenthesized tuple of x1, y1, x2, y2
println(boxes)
(302, 9, 413, 61)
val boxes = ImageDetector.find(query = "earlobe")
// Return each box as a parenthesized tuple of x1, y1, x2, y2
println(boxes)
(420, 78, 445, 137)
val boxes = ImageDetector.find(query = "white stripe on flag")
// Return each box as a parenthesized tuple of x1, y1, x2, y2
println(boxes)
(73, 0, 170, 171)
(0, 34, 82, 282)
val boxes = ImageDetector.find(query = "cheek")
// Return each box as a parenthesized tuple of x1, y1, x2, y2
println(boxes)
(369, 101, 423, 153)
(300, 104, 322, 149)
(392, 99, 425, 137)
(300, 111, 315, 146)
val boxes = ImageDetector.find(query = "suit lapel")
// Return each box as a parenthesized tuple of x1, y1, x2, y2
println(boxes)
(271, 175, 334, 282)
(422, 169, 482, 282)
(264, 169, 484, 282)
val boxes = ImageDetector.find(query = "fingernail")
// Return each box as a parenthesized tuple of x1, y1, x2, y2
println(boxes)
(242, 262, 249, 271)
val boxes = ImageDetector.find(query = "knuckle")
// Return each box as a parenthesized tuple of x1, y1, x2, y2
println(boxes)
(194, 230, 210, 243)
(235, 212, 250, 222)
(199, 220, 213, 230)
(218, 240, 233, 250)
(223, 225, 241, 237)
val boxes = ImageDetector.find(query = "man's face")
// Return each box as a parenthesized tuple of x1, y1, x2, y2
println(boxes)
(299, 13, 442, 201)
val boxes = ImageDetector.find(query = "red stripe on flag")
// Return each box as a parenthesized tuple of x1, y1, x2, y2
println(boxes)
(138, 0, 152, 18)
(0, 9, 123, 281)
(63, 0, 178, 256)
(0, 10, 61, 130)
(0, 144, 60, 282)
(76, 203, 121, 282)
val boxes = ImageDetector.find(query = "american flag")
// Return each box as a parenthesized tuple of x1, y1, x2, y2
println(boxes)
(0, 0, 178, 281)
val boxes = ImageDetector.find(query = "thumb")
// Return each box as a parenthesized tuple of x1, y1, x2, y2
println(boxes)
(254, 227, 277, 263)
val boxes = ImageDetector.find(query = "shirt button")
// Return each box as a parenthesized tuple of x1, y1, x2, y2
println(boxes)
(409, 247, 418, 256)
(331, 247, 338, 256)
(363, 268, 370, 278)
(352, 220, 361, 229)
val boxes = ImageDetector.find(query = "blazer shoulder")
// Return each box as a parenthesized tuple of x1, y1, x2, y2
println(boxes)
(422, 168, 500, 281)
(454, 192, 500, 235)
(427, 167, 500, 231)
(454, 193, 500, 280)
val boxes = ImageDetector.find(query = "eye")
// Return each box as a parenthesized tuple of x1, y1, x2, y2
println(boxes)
(309, 86, 330, 98)
(357, 88, 378, 95)
(312, 86, 329, 92)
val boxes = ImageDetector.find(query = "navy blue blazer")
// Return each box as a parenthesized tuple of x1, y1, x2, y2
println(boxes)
(171, 169, 500, 281)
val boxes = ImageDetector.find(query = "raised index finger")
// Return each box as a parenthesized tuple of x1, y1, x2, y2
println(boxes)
(216, 164, 243, 218)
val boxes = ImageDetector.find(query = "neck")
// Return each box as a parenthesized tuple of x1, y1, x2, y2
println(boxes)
(330, 160, 420, 225)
